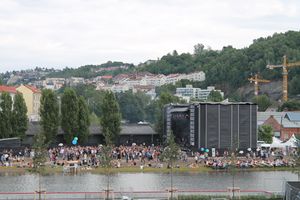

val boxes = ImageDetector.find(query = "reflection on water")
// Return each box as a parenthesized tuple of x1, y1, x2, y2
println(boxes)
(0, 171, 297, 193)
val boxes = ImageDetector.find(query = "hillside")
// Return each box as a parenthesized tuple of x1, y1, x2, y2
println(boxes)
(47, 61, 135, 79)
(139, 30, 300, 96)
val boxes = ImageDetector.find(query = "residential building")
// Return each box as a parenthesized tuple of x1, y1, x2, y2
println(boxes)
(176, 85, 224, 101)
(16, 84, 41, 121)
(68, 77, 85, 87)
(0, 85, 18, 101)
(257, 112, 300, 140)
(185, 71, 206, 82)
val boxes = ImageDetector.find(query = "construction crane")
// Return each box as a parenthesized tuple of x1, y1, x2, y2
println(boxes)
(267, 55, 300, 102)
(248, 74, 270, 96)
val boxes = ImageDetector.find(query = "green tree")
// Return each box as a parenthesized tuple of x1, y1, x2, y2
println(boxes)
(99, 145, 113, 200)
(280, 100, 300, 111)
(258, 125, 273, 143)
(77, 96, 90, 143)
(100, 91, 121, 145)
(289, 75, 300, 96)
(61, 88, 79, 144)
(40, 89, 59, 145)
(207, 90, 224, 102)
(160, 132, 180, 200)
(12, 93, 28, 139)
(0, 92, 13, 138)
(32, 133, 48, 200)
(117, 91, 146, 123)
(252, 95, 272, 111)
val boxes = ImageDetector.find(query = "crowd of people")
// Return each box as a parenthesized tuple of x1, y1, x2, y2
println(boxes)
(0, 145, 298, 171)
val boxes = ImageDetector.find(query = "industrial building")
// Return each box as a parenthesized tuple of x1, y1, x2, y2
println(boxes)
(163, 102, 257, 150)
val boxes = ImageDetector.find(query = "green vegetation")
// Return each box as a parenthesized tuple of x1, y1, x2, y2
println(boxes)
(0, 92, 28, 139)
(77, 96, 90, 143)
(252, 95, 272, 111)
(0, 92, 13, 138)
(100, 91, 121, 145)
(61, 88, 79, 143)
(40, 89, 59, 145)
(258, 125, 273, 144)
(139, 31, 300, 96)
(48, 61, 134, 79)
(279, 100, 300, 111)
(12, 93, 28, 139)
(207, 90, 224, 102)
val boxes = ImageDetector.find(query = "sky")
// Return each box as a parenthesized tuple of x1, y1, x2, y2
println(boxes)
(0, 0, 300, 73)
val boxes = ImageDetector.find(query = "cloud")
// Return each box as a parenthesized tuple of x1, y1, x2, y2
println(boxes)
(0, 0, 300, 72)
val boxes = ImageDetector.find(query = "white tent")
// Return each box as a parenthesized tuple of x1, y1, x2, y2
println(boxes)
(270, 137, 286, 148)
(282, 134, 299, 148)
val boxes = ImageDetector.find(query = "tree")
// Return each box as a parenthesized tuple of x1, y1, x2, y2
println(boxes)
(100, 91, 121, 145)
(280, 100, 300, 111)
(0, 92, 13, 138)
(258, 125, 273, 143)
(40, 89, 59, 145)
(207, 90, 224, 102)
(252, 95, 272, 111)
(116, 91, 146, 123)
(77, 96, 90, 143)
(99, 145, 113, 200)
(32, 132, 47, 200)
(160, 132, 180, 200)
(12, 93, 28, 139)
(61, 88, 79, 144)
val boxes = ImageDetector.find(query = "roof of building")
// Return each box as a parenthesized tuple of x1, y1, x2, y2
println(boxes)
(285, 112, 300, 122)
(26, 123, 157, 136)
(0, 85, 17, 94)
(257, 112, 300, 128)
(24, 85, 41, 93)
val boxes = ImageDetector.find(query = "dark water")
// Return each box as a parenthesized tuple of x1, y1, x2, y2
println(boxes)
(0, 171, 297, 193)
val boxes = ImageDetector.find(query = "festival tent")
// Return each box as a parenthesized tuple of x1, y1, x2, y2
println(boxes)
(270, 137, 286, 148)
(282, 134, 299, 148)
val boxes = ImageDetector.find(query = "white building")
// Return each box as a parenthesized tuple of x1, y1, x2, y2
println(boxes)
(176, 85, 224, 102)
(185, 71, 206, 82)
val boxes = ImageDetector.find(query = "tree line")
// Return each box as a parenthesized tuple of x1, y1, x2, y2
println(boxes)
(0, 92, 28, 139)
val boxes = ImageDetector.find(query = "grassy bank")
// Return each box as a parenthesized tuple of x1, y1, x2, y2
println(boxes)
(0, 165, 299, 174)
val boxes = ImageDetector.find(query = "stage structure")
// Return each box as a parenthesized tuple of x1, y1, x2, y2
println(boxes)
(163, 102, 257, 150)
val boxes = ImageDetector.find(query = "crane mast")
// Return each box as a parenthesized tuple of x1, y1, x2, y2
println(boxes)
(267, 55, 300, 102)
(248, 74, 270, 96)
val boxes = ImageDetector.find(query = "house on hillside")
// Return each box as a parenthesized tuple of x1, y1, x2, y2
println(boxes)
(16, 84, 41, 121)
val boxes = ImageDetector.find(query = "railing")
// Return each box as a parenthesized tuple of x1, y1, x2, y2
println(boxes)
(0, 189, 278, 200)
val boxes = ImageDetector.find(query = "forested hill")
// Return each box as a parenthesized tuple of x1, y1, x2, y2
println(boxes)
(139, 30, 300, 94)
(48, 61, 134, 79)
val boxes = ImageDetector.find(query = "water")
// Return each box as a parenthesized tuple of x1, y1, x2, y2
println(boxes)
(0, 171, 297, 193)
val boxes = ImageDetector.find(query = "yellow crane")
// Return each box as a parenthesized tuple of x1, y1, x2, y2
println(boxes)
(248, 74, 270, 96)
(267, 55, 300, 102)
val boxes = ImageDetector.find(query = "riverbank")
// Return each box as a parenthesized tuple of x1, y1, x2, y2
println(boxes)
(0, 165, 299, 174)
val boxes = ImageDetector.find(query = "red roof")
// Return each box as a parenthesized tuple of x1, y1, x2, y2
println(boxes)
(0, 85, 17, 94)
(101, 75, 113, 79)
(25, 85, 41, 93)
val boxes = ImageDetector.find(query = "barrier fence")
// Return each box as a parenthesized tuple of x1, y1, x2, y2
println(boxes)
(0, 189, 278, 200)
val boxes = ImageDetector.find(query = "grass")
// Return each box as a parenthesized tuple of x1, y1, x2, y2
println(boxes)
(1, 165, 299, 175)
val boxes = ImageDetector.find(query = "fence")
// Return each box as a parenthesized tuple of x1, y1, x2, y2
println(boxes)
(0, 189, 277, 200)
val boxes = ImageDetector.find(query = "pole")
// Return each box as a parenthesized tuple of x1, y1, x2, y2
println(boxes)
(171, 161, 173, 200)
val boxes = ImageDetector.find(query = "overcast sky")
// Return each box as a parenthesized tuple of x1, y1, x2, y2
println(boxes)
(0, 0, 299, 73)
